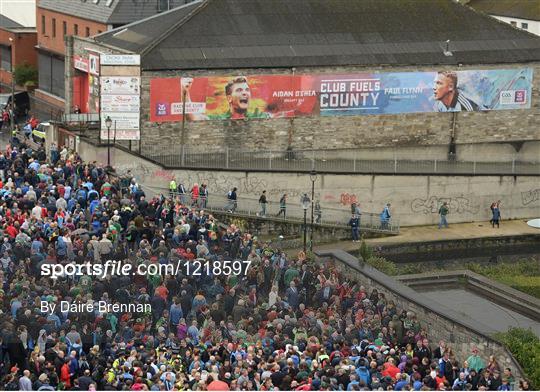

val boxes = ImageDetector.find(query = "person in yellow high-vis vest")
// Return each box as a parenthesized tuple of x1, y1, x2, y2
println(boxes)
(169, 178, 177, 197)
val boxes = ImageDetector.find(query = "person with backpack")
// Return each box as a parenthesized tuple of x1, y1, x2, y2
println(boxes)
(438, 201, 449, 229)
(380, 203, 391, 230)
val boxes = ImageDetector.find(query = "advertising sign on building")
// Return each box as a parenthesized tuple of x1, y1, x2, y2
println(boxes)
(101, 77, 140, 95)
(101, 95, 140, 113)
(101, 54, 141, 65)
(73, 55, 89, 72)
(149, 68, 533, 122)
(89, 53, 100, 76)
(100, 76, 140, 140)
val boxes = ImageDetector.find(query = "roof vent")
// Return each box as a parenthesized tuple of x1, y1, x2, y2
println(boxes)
(443, 39, 453, 57)
(106, 0, 114, 6)
(93, 0, 100, 3)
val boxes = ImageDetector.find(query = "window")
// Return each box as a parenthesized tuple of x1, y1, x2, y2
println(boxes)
(74, 24, 78, 35)
(510, 21, 517, 26)
(0, 46, 12, 72)
(521, 22, 528, 29)
(86, 27, 90, 37)
(52, 18, 56, 37)
(41, 15, 46, 34)
(63, 21, 67, 36)
(158, 0, 169, 12)
(38, 53, 65, 98)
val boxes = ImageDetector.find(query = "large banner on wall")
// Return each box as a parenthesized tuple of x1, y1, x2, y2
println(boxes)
(149, 68, 533, 122)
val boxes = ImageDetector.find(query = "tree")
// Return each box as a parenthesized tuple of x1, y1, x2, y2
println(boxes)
(13, 63, 38, 86)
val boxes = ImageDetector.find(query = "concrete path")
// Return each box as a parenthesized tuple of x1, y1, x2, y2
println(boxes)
(290, 219, 540, 255)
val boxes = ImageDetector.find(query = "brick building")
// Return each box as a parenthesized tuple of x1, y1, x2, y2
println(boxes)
(0, 15, 37, 92)
(69, 0, 540, 153)
(36, 0, 193, 114)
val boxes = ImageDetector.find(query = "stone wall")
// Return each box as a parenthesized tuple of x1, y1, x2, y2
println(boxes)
(78, 140, 540, 226)
(139, 62, 540, 151)
(316, 250, 526, 381)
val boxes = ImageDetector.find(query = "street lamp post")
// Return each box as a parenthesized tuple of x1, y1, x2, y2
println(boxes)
(105, 116, 112, 167)
(301, 194, 310, 253)
(9, 37, 14, 132)
(309, 170, 317, 251)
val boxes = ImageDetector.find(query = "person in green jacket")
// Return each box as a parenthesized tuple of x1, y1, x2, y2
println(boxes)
(438, 201, 449, 229)
(284, 264, 300, 288)
(466, 347, 486, 372)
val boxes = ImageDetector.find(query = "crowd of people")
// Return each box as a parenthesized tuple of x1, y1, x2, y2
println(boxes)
(0, 137, 532, 391)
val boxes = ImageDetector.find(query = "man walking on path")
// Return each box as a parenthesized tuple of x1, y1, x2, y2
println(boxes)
(380, 203, 391, 230)
(349, 213, 360, 242)
(277, 194, 287, 218)
(491, 201, 501, 228)
(226, 187, 237, 213)
(258, 190, 267, 217)
(438, 201, 449, 229)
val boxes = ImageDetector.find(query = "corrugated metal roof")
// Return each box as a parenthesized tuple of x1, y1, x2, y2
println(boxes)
(94, 0, 540, 70)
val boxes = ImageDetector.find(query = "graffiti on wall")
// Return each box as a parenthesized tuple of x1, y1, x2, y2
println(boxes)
(521, 189, 540, 206)
(411, 196, 479, 215)
(340, 193, 358, 206)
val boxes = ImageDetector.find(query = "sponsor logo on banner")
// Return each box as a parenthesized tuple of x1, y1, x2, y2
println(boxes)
(170, 102, 206, 115)
(156, 103, 168, 116)
(500, 90, 527, 105)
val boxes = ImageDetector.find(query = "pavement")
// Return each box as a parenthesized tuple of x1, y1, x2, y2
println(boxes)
(292, 219, 540, 255)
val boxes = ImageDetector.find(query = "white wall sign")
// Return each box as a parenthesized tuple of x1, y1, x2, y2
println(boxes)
(101, 54, 141, 65)
(100, 77, 140, 95)
(100, 112, 140, 140)
(101, 95, 140, 112)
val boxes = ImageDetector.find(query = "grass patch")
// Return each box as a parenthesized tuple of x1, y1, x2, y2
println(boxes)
(358, 242, 539, 298)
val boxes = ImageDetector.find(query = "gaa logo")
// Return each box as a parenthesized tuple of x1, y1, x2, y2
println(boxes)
(156, 102, 168, 116)
(514, 90, 526, 104)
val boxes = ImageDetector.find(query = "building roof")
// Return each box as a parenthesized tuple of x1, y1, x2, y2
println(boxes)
(467, 0, 540, 22)
(37, 0, 194, 25)
(0, 14, 24, 29)
(94, 0, 540, 70)
(95, 1, 203, 52)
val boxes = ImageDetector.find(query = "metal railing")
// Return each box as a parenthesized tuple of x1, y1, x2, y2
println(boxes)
(62, 113, 100, 124)
(141, 144, 540, 175)
(139, 184, 400, 234)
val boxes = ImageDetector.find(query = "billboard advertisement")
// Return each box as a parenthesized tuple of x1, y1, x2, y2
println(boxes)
(149, 68, 533, 122)
(100, 76, 140, 140)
